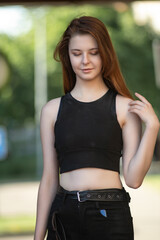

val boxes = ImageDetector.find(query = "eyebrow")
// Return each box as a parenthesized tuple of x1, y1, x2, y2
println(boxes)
(70, 48, 98, 51)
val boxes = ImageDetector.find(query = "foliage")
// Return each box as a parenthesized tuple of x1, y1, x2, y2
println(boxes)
(0, 155, 36, 180)
(0, 4, 160, 127)
(0, 32, 34, 127)
(46, 4, 160, 117)
(0, 4, 160, 179)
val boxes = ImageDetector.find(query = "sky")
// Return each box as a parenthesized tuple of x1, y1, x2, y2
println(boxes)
(132, 1, 160, 33)
(0, 6, 32, 36)
(0, 2, 160, 36)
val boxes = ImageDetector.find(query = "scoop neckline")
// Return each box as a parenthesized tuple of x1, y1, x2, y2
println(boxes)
(68, 88, 111, 104)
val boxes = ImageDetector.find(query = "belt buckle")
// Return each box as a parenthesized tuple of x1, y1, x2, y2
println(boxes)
(77, 191, 85, 202)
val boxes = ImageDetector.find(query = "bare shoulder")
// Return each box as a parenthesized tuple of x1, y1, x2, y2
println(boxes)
(116, 93, 141, 128)
(116, 93, 132, 111)
(41, 96, 62, 124)
(116, 93, 134, 128)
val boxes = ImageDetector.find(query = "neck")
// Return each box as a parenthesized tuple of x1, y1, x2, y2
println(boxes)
(72, 77, 108, 97)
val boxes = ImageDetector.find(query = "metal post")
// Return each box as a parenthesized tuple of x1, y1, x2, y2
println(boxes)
(34, 8, 47, 178)
(152, 39, 160, 89)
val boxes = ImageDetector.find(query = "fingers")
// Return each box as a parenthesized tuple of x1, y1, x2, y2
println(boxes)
(128, 106, 144, 115)
(128, 92, 150, 114)
(134, 92, 150, 105)
(128, 92, 159, 127)
(128, 108, 142, 116)
(128, 92, 151, 109)
(128, 105, 144, 111)
(129, 100, 146, 107)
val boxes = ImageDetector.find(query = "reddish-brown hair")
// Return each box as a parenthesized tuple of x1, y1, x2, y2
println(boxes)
(54, 16, 133, 99)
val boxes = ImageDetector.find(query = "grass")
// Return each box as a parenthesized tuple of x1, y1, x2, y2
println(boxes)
(0, 215, 36, 236)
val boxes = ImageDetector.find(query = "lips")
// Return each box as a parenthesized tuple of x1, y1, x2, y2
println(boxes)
(82, 68, 93, 70)
(81, 68, 93, 72)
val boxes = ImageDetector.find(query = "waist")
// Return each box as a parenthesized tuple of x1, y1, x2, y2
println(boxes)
(57, 185, 131, 203)
(60, 168, 123, 191)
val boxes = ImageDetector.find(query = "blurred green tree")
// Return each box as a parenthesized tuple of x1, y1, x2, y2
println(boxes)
(0, 33, 34, 127)
(46, 4, 160, 117)
(0, 4, 160, 127)
(0, 3, 160, 180)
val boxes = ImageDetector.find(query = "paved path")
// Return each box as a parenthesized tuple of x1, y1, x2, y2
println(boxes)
(123, 180, 160, 240)
(1, 236, 32, 240)
(0, 179, 160, 240)
(0, 181, 38, 216)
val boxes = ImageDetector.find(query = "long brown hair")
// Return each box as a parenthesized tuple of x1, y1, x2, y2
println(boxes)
(54, 16, 133, 99)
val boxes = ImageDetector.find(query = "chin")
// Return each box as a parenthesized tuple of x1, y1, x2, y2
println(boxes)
(78, 74, 100, 81)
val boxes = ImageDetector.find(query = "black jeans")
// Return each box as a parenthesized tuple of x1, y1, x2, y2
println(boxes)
(46, 186, 134, 240)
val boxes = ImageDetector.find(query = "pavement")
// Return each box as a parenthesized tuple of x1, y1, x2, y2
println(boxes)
(1, 237, 32, 240)
(124, 181, 160, 240)
(0, 178, 160, 240)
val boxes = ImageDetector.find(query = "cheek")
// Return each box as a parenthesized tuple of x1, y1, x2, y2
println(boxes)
(70, 57, 80, 70)
(95, 56, 102, 68)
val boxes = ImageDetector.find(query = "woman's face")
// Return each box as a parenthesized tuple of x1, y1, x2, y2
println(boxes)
(68, 34, 102, 82)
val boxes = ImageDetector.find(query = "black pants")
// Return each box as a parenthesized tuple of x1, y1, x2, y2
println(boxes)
(46, 186, 134, 240)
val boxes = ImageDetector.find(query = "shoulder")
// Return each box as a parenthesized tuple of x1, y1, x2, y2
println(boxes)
(116, 93, 138, 128)
(41, 96, 62, 124)
(116, 93, 132, 112)
(116, 93, 141, 129)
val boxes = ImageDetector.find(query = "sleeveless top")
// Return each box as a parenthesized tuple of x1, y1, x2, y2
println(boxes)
(54, 88, 123, 174)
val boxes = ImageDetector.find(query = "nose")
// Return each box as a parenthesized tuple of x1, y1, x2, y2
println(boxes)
(82, 53, 90, 65)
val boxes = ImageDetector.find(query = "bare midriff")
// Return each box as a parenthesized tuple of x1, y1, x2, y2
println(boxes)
(60, 168, 123, 191)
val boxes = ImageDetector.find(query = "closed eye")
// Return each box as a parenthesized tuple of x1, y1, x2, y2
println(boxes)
(72, 51, 99, 56)
(90, 51, 99, 55)
(72, 53, 81, 56)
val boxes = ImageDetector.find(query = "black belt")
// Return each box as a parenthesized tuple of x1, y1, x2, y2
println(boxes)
(57, 185, 131, 202)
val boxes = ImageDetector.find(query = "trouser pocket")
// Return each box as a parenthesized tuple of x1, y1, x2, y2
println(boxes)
(84, 201, 134, 240)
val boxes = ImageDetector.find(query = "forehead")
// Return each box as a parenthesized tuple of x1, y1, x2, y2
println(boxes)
(69, 34, 98, 50)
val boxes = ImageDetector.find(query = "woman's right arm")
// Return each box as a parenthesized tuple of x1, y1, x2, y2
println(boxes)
(34, 99, 60, 240)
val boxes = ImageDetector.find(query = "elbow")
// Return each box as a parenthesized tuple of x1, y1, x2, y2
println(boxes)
(125, 179, 142, 189)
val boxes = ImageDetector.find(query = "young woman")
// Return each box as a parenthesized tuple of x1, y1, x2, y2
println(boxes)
(34, 16, 160, 240)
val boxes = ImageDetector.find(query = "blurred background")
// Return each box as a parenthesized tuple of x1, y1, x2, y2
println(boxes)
(0, 1, 160, 240)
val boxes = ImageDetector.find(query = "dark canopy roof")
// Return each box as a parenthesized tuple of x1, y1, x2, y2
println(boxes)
(0, 0, 137, 6)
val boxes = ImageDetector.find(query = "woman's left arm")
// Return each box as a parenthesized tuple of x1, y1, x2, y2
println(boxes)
(122, 92, 160, 189)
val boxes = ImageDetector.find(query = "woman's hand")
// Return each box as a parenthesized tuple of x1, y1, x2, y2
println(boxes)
(128, 92, 160, 129)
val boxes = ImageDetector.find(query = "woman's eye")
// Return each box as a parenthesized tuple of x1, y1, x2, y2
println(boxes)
(90, 51, 98, 55)
(72, 51, 98, 56)
(73, 53, 81, 56)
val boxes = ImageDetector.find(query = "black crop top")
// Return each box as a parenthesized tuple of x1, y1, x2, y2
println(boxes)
(54, 88, 123, 174)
